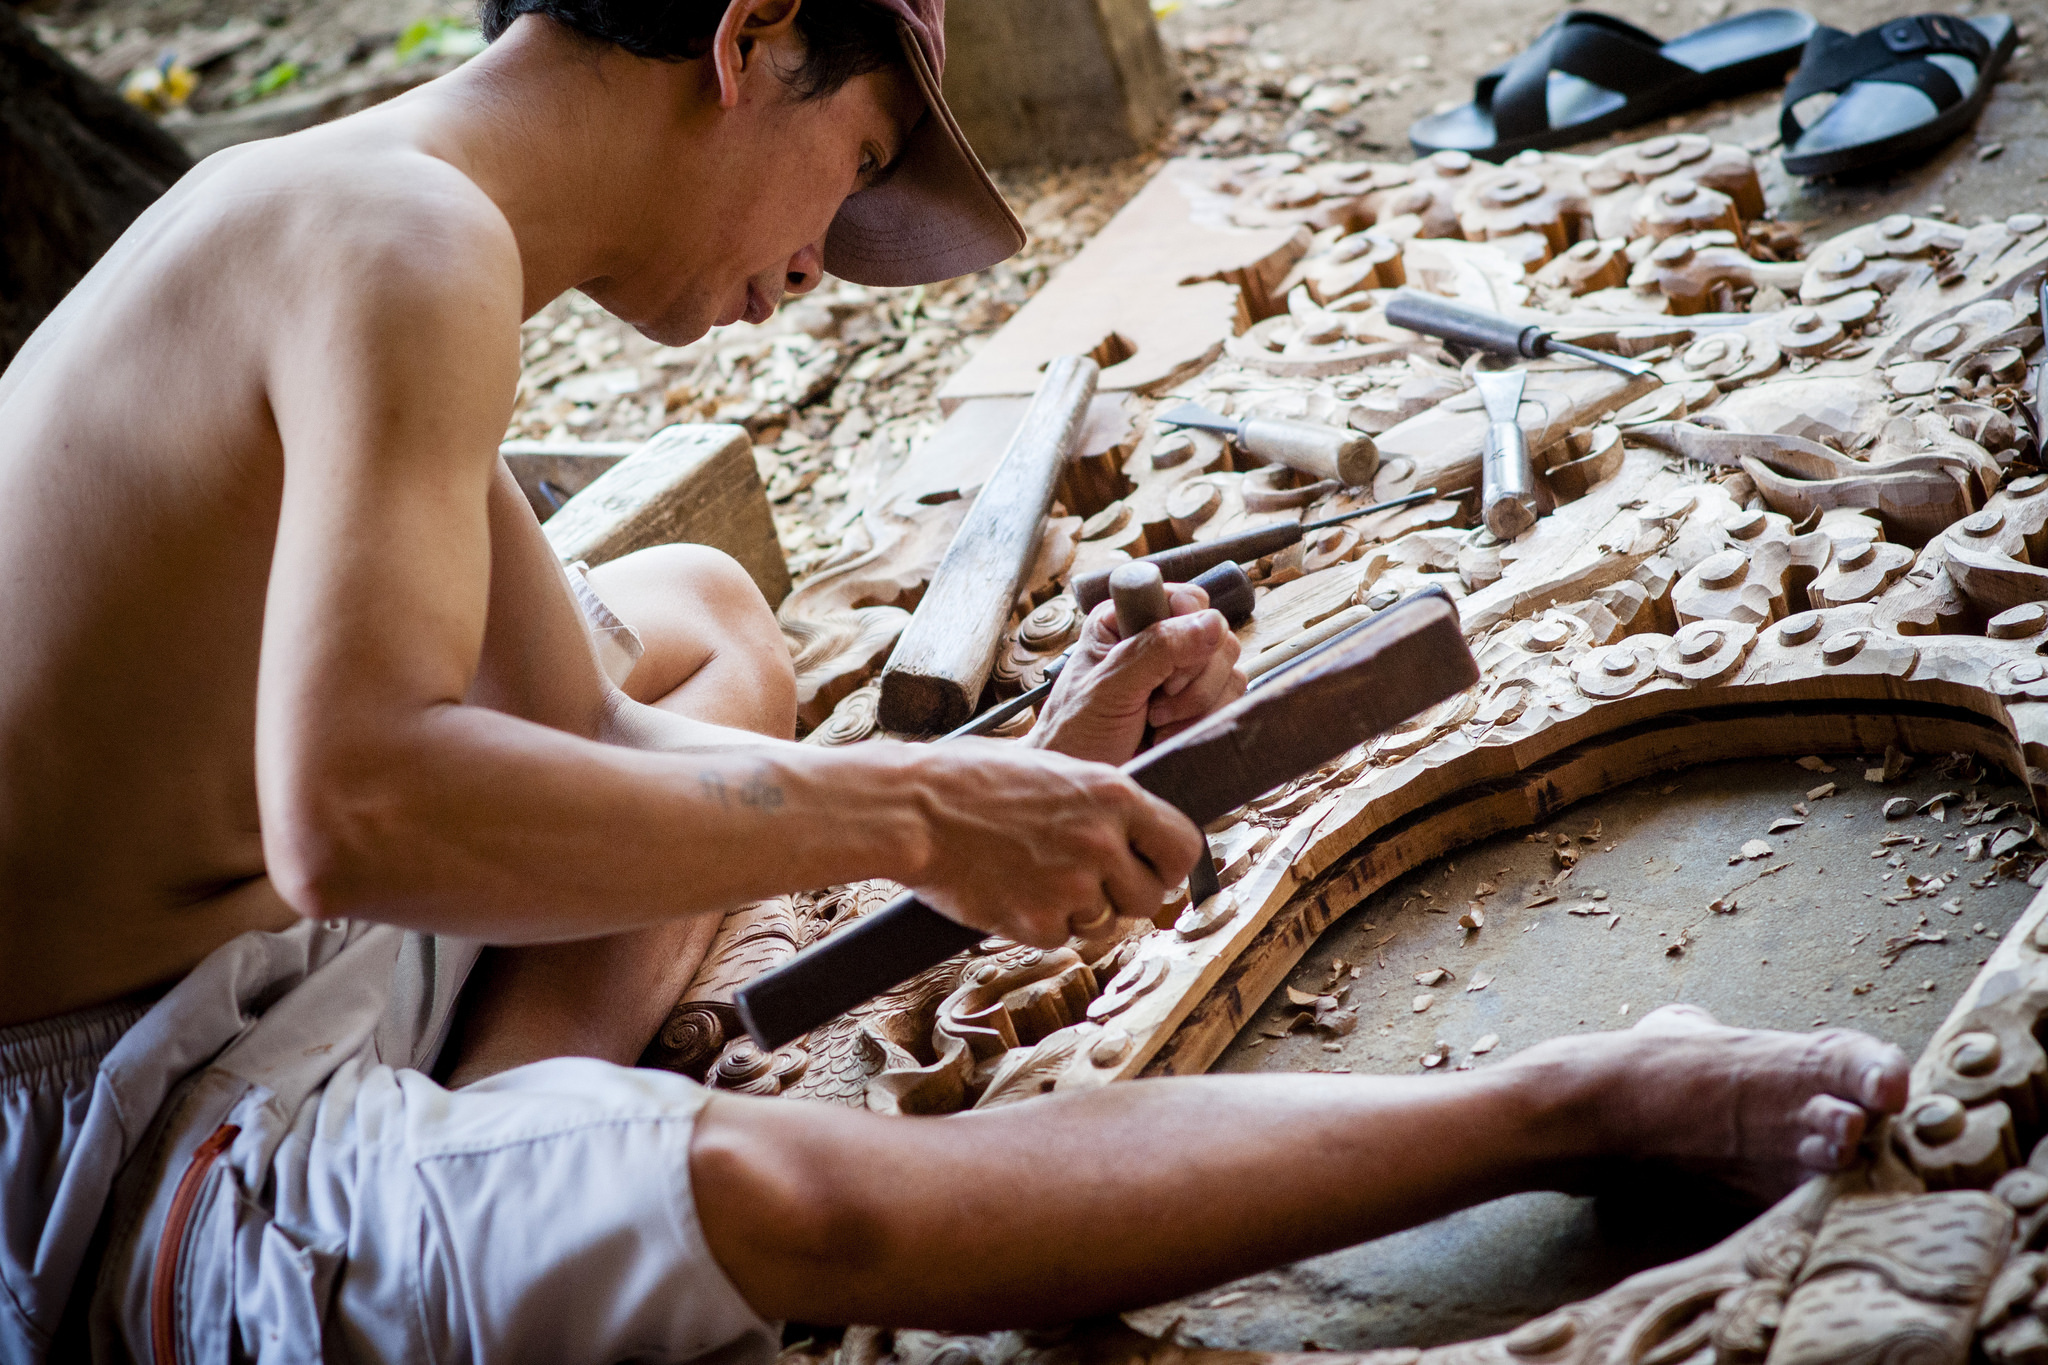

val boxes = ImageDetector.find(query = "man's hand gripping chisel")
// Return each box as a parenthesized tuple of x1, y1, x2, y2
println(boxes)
(734, 587, 1480, 1050)
(1384, 291, 1653, 377)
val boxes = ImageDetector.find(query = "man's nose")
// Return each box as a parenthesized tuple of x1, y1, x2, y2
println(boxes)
(785, 243, 823, 296)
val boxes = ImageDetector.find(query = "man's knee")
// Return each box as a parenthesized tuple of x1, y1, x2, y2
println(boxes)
(591, 544, 797, 731)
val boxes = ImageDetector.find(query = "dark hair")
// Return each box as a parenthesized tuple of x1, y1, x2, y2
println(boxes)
(478, 0, 906, 99)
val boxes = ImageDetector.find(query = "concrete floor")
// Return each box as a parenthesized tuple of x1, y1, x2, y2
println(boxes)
(1127, 754, 2044, 1349)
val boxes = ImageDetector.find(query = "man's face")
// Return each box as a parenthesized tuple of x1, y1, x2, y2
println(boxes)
(591, 60, 923, 345)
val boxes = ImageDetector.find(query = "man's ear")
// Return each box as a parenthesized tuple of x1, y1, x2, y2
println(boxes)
(711, 0, 805, 110)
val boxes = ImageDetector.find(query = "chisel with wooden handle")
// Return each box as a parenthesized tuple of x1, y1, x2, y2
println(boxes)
(735, 586, 1479, 1050)
(1385, 291, 1652, 377)
(1068, 487, 1446, 616)
(946, 559, 1257, 742)
(1157, 402, 1379, 486)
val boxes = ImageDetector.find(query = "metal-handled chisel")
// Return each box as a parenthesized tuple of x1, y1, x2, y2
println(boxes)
(1474, 368, 1539, 541)
(1386, 291, 1652, 377)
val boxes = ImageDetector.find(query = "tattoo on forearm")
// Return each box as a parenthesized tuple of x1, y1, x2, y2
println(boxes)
(699, 769, 786, 810)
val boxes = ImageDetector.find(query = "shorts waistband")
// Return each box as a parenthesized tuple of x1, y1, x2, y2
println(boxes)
(0, 994, 157, 1089)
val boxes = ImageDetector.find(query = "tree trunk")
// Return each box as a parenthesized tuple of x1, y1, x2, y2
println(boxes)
(1, 4, 191, 367)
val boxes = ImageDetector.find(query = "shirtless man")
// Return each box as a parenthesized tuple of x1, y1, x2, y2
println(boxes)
(0, 0, 1910, 1359)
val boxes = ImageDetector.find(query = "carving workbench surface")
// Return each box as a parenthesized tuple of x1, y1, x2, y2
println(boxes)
(646, 133, 2048, 1364)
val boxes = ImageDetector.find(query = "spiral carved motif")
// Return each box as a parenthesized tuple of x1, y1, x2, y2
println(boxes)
(805, 683, 881, 746)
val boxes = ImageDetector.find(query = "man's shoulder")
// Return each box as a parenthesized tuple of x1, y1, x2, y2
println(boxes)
(185, 134, 519, 323)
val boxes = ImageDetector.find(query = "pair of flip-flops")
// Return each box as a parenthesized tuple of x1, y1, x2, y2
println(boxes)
(1411, 7, 2015, 177)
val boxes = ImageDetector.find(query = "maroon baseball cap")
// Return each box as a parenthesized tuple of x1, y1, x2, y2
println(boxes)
(822, 0, 1028, 287)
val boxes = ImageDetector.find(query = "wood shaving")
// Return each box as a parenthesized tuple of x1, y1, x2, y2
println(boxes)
(1470, 1033, 1500, 1055)
(1466, 971, 1495, 992)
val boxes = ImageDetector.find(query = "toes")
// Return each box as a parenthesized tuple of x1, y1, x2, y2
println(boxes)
(1800, 1093, 1866, 1152)
(1797, 1132, 1845, 1172)
(1634, 1002, 1720, 1033)
(1808, 1029, 1909, 1114)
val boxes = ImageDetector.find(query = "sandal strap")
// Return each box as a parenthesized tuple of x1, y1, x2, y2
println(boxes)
(1780, 15, 1991, 146)
(1484, 12, 1696, 141)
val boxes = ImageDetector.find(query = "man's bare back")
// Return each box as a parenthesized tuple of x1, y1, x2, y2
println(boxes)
(0, 14, 1244, 1028)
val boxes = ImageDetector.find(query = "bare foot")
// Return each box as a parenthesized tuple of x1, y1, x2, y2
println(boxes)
(1513, 1004, 1910, 1202)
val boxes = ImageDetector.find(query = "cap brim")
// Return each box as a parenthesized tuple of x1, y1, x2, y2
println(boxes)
(823, 24, 1027, 288)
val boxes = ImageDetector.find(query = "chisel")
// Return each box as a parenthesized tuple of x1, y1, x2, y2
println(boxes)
(1156, 403, 1379, 486)
(1069, 487, 1446, 616)
(1106, 561, 1222, 910)
(1385, 291, 1653, 377)
(734, 587, 1480, 1050)
(945, 560, 1257, 741)
(1474, 368, 1539, 541)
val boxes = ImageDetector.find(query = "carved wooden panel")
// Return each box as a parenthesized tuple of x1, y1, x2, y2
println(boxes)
(644, 135, 2048, 1364)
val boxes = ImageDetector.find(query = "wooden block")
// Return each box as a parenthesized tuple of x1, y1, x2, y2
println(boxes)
(936, 163, 1309, 409)
(499, 439, 637, 522)
(883, 394, 1138, 509)
(941, 0, 1178, 168)
(541, 423, 791, 607)
(879, 357, 1099, 733)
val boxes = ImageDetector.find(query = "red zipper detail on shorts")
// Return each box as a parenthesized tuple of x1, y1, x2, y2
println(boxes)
(149, 1123, 239, 1365)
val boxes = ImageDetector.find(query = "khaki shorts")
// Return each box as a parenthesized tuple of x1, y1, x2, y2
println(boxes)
(2, 922, 775, 1365)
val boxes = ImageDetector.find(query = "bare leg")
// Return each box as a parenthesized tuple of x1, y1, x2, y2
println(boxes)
(692, 1005, 1911, 1328)
(441, 546, 796, 1086)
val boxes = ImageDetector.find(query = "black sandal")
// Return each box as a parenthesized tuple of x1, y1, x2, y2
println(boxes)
(1410, 8, 1817, 162)
(1780, 13, 2015, 177)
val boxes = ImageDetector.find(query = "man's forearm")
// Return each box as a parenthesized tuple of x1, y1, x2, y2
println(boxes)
(265, 697, 933, 941)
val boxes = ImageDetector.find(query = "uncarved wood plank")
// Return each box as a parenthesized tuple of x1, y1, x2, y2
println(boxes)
(936, 164, 1309, 408)
(542, 423, 791, 606)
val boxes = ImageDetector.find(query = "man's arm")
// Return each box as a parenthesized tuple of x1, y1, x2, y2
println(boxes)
(254, 185, 1196, 946)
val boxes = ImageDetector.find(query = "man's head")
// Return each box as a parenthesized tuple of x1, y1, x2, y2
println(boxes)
(477, 0, 1023, 344)
(478, 0, 907, 102)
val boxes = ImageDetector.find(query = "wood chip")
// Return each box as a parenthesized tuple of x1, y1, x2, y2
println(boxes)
(1459, 907, 1486, 930)
(1412, 994, 1434, 1012)
(1739, 839, 1774, 860)
(1286, 986, 1321, 1007)
(1420, 1042, 1451, 1068)
(1472, 881, 1497, 898)
(1792, 803, 1809, 817)
(1466, 971, 1495, 992)
(1524, 893, 1558, 909)
(1808, 782, 1836, 801)
(1884, 798, 1914, 819)
(1414, 968, 1453, 986)
(1470, 1033, 1499, 1055)
(1769, 818, 1806, 834)
(1796, 756, 1835, 772)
